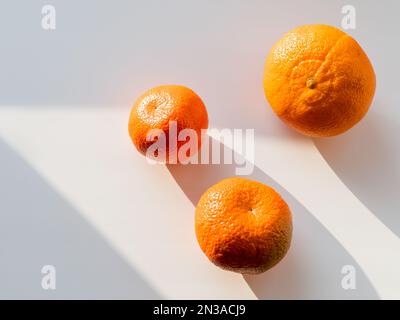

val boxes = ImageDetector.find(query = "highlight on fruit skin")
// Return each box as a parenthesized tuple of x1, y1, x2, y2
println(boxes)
(128, 85, 209, 163)
(195, 177, 292, 274)
(263, 24, 376, 137)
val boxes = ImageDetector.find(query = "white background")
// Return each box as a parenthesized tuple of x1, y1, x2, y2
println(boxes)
(0, 0, 399, 299)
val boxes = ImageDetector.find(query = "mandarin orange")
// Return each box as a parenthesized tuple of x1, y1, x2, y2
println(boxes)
(128, 85, 208, 163)
(195, 177, 292, 274)
(263, 24, 376, 137)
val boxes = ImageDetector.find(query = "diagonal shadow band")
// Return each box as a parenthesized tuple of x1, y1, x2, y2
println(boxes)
(0, 137, 160, 299)
(166, 137, 378, 299)
(314, 106, 400, 238)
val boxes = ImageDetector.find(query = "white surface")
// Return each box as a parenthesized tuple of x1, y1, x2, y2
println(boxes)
(0, 0, 399, 299)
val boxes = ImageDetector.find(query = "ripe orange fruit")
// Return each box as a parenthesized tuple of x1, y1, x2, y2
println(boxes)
(195, 177, 292, 274)
(263, 24, 376, 137)
(128, 85, 208, 163)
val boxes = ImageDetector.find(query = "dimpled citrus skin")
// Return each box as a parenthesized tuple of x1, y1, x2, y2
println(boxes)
(128, 85, 208, 162)
(264, 24, 376, 137)
(195, 177, 292, 274)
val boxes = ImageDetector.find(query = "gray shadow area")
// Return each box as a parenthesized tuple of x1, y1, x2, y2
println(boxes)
(0, 138, 160, 299)
(314, 105, 400, 238)
(0, 0, 340, 107)
(167, 138, 378, 299)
